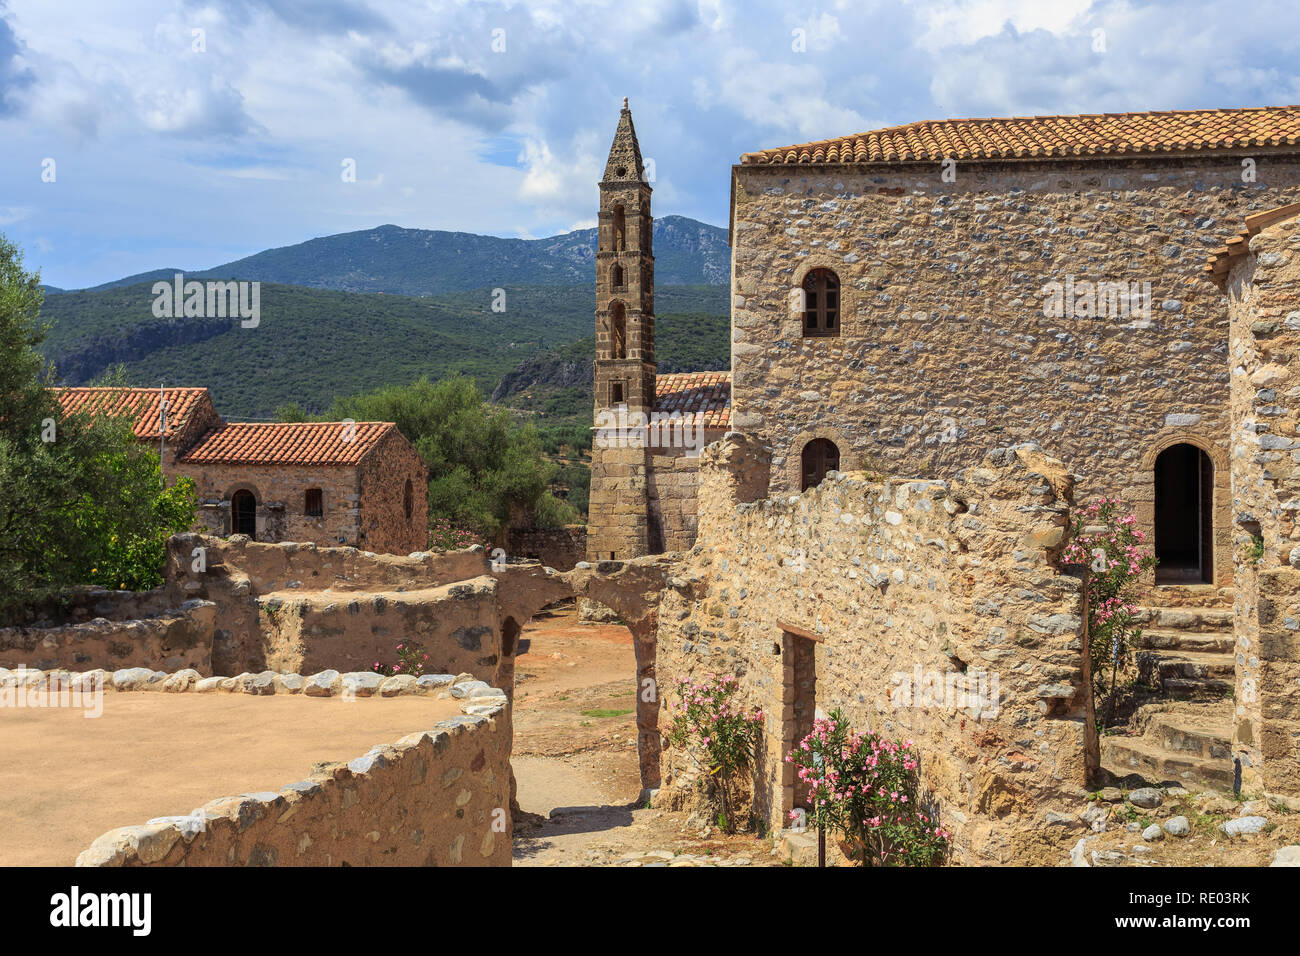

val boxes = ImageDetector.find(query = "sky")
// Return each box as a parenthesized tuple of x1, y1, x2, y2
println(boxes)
(2, 0, 1300, 290)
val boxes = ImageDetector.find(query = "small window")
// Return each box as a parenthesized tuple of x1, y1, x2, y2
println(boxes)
(609, 301, 627, 359)
(801, 438, 840, 491)
(404, 478, 414, 522)
(802, 268, 840, 337)
(610, 382, 625, 405)
(305, 488, 323, 517)
(611, 263, 626, 291)
(612, 205, 626, 252)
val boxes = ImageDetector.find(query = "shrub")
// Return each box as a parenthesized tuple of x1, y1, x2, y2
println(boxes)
(371, 642, 431, 678)
(1059, 497, 1157, 707)
(786, 708, 950, 866)
(667, 674, 763, 833)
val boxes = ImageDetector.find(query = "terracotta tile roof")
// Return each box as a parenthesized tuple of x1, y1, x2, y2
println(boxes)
(741, 105, 1300, 166)
(1204, 202, 1300, 289)
(655, 371, 731, 429)
(179, 421, 396, 466)
(52, 387, 212, 441)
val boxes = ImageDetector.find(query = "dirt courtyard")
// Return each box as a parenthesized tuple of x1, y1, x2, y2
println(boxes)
(509, 604, 781, 866)
(0, 692, 462, 866)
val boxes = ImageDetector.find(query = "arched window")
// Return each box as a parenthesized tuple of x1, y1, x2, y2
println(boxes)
(612, 205, 626, 252)
(609, 301, 627, 359)
(305, 488, 323, 517)
(611, 262, 626, 291)
(404, 478, 414, 522)
(230, 489, 256, 537)
(801, 439, 840, 491)
(802, 268, 840, 337)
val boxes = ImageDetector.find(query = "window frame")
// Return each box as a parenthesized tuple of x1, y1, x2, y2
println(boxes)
(305, 487, 324, 518)
(801, 268, 841, 338)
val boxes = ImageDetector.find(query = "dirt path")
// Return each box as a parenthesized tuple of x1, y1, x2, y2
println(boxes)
(509, 605, 779, 867)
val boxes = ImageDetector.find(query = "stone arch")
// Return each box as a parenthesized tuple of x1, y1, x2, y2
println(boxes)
(789, 255, 855, 339)
(781, 427, 857, 496)
(1132, 429, 1231, 588)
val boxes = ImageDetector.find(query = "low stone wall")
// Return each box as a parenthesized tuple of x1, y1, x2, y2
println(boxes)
(160, 535, 569, 684)
(653, 434, 1091, 864)
(0, 600, 215, 674)
(72, 667, 512, 867)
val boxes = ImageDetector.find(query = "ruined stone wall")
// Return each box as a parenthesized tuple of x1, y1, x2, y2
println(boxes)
(0, 600, 215, 674)
(163, 535, 568, 688)
(1226, 216, 1300, 801)
(730, 154, 1300, 585)
(179, 461, 362, 549)
(74, 671, 512, 867)
(357, 430, 429, 555)
(655, 434, 1091, 863)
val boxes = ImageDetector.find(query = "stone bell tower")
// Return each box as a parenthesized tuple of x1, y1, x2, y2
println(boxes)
(587, 98, 656, 561)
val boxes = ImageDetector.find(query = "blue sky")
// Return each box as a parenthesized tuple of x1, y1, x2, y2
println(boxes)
(3, 0, 1300, 289)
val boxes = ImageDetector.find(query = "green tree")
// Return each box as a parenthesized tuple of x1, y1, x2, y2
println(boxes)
(0, 234, 196, 623)
(316, 376, 576, 541)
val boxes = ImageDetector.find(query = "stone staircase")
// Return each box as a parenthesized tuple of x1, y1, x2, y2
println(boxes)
(1099, 587, 1237, 793)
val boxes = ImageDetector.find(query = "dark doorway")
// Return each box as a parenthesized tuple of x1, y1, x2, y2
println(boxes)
(1154, 443, 1212, 584)
(231, 489, 257, 538)
(801, 438, 840, 491)
(782, 630, 817, 813)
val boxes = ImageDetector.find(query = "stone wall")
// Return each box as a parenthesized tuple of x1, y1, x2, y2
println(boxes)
(1225, 212, 1300, 801)
(356, 429, 429, 555)
(164, 535, 569, 686)
(729, 154, 1300, 585)
(0, 599, 215, 674)
(183, 462, 366, 548)
(654, 434, 1092, 863)
(73, 668, 512, 867)
(506, 525, 587, 571)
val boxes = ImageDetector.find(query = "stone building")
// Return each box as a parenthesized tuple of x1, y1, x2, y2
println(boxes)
(585, 101, 732, 561)
(579, 105, 1300, 842)
(591, 105, 1300, 593)
(52, 387, 428, 554)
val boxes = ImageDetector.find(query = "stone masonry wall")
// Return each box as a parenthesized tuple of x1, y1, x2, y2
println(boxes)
(357, 430, 429, 555)
(73, 668, 512, 867)
(655, 434, 1091, 864)
(730, 154, 1300, 585)
(0, 599, 215, 674)
(506, 525, 587, 571)
(163, 535, 568, 688)
(181, 462, 363, 549)
(1226, 215, 1300, 801)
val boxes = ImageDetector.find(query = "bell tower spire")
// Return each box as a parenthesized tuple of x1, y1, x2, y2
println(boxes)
(588, 98, 656, 562)
(594, 96, 655, 413)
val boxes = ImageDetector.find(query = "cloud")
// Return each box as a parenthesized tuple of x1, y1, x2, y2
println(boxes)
(0, 4, 34, 114)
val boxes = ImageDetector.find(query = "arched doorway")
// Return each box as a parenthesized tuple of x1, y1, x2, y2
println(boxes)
(1153, 443, 1213, 583)
(801, 438, 840, 491)
(230, 489, 257, 538)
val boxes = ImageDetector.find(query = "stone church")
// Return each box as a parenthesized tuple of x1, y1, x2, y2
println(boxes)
(53, 386, 428, 554)
(589, 103, 1300, 591)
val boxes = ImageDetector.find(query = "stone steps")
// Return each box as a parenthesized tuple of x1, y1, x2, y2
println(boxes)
(1101, 732, 1235, 791)
(1135, 607, 1234, 633)
(1143, 711, 1232, 762)
(1138, 628, 1234, 654)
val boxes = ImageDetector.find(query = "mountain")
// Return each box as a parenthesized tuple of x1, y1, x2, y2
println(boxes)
(37, 281, 729, 420)
(82, 215, 729, 296)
